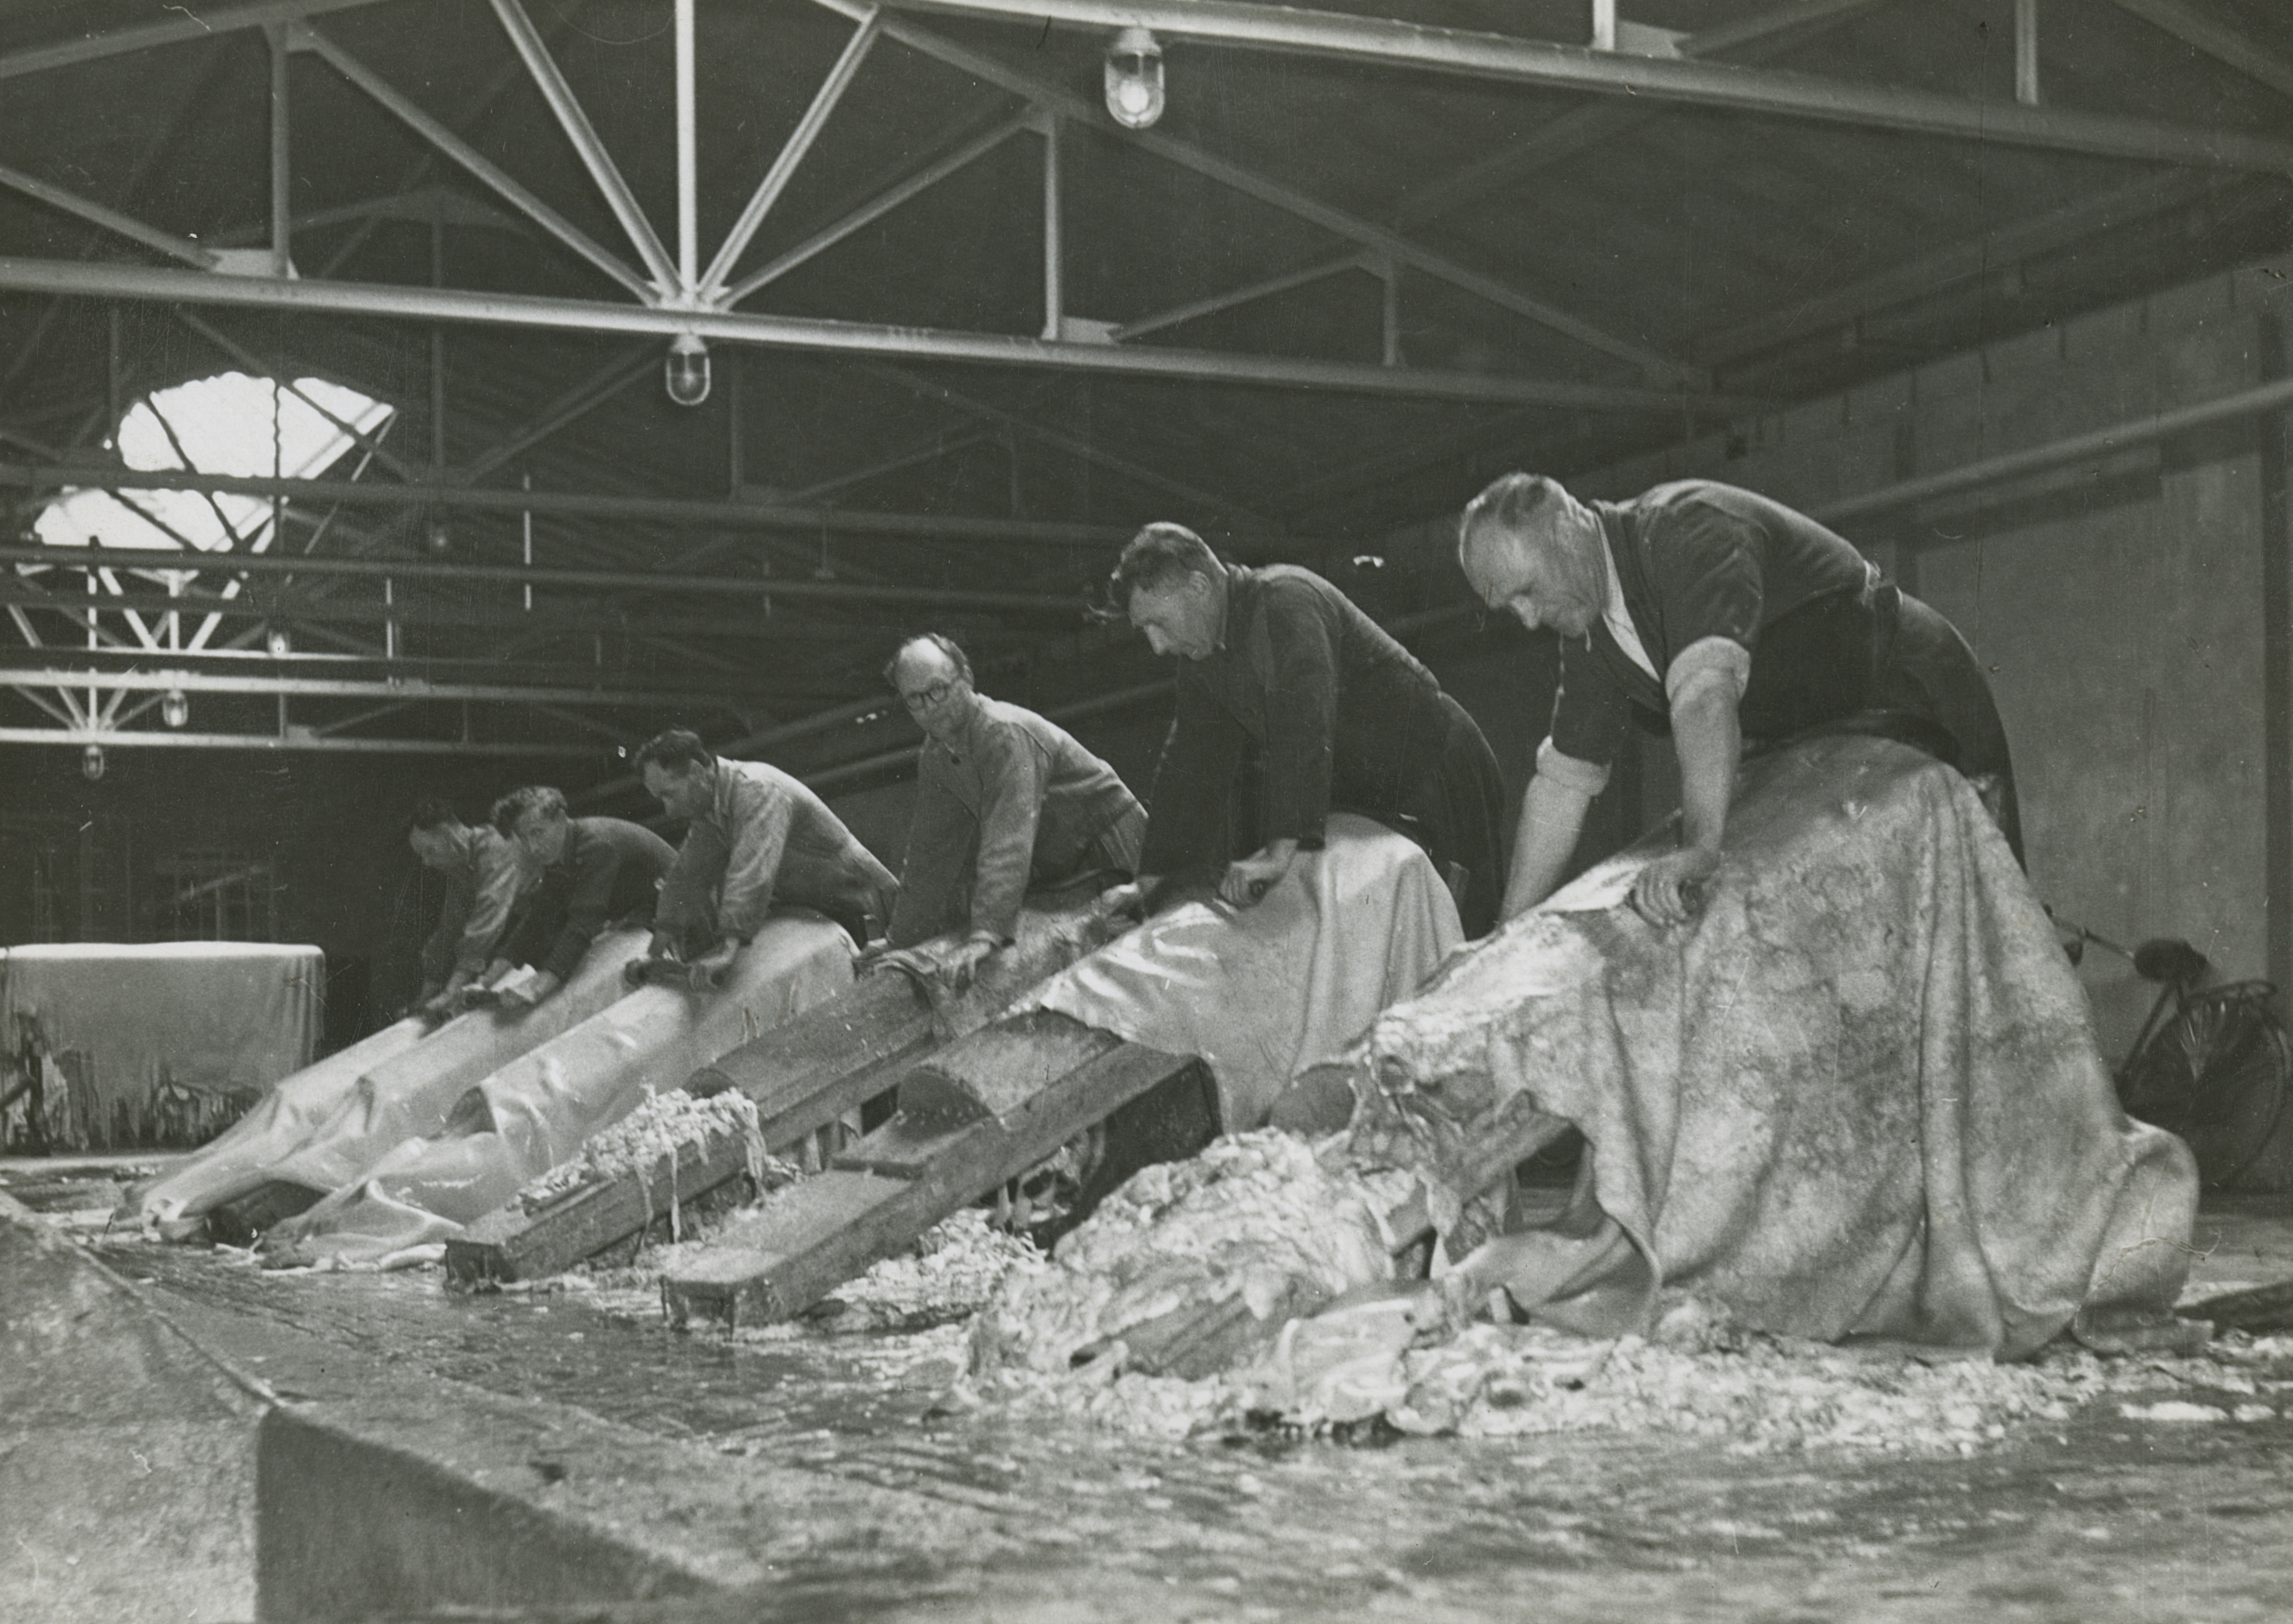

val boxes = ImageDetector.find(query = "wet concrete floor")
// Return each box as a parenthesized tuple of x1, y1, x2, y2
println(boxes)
(21, 1161, 2293, 1621)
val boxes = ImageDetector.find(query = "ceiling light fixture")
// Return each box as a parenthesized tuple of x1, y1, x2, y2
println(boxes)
(1104, 27, 1165, 130)
(162, 688, 190, 729)
(665, 333, 712, 408)
(81, 744, 106, 781)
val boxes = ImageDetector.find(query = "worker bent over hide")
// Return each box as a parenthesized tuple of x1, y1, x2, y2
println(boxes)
(407, 798, 528, 1018)
(484, 786, 676, 1008)
(636, 728, 899, 987)
(1462, 474, 2021, 927)
(886, 632, 1147, 987)
(1118, 523, 1506, 938)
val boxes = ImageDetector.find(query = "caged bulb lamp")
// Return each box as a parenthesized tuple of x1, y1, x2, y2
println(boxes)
(665, 334, 712, 408)
(1104, 27, 1165, 130)
(161, 688, 190, 729)
(81, 744, 106, 782)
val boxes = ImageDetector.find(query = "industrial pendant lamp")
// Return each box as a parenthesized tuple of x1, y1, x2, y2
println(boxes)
(1104, 27, 1164, 129)
(161, 688, 190, 729)
(665, 333, 712, 407)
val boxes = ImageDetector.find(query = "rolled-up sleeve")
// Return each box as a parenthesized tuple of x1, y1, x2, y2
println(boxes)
(454, 839, 524, 977)
(966, 722, 1050, 943)
(714, 774, 791, 942)
(1139, 672, 1249, 876)
(1255, 578, 1339, 849)
(1547, 645, 1632, 777)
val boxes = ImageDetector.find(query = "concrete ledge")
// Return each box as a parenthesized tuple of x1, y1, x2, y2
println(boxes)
(0, 1196, 262, 1624)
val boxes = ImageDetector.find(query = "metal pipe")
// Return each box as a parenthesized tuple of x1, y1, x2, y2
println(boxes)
(0, 162, 218, 267)
(490, 0, 680, 296)
(701, 9, 882, 298)
(1812, 374, 2293, 525)
(675, 0, 699, 295)
(1, 461, 1138, 545)
(0, 256, 1765, 416)
(853, 0, 2293, 171)
(1589, 0, 1616, 52)
(0, 725, 606, 757)
(0, 543, 1092, 614)
(296, 24, 654, 300)
(1111, 252, 1364, 343)
(0, 0, 386, 81)
(1040, 114, 1062, 342)
(2014, 0, 2040, 106)
(719, 114, 1033, 305)
(1, 667, 770, 708)
(269, 25, 293, 275)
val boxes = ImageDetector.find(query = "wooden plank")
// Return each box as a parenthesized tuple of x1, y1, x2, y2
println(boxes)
(663, 1039, 1211, 1329)
(443, 1126, 757, 1286)
(691, 970, 933, 1103)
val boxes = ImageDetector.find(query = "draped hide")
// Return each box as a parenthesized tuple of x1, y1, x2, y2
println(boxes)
(262, 915, 851, 1266)
(1345, 735, 2197, 1358)
(134, 926, 653, 1223)
(1016, 814, 1461, 1131)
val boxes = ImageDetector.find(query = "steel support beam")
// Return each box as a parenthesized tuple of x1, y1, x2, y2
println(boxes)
(702, 9, 883, 298)
(862, 0, 2293, 171)
(458, 347, 657, 484)
(269, 25, 294, 275)
(1813, 374, 2293, 525)
(0, 256, 1758, 414)
(489, 0, 680, 296)
(821, 1, 1700, 385)
(1395, 0, 1884, 228)
(0, 162, 218, 267)
(3, 460, 1137, 545)
(295, 24, 655, 300)
(0, 542, 1090, 614)
(720, 113, 1034, 305)
(0, 0, 387, 82)
(0, 725, 604, 756)
(2108, 0, 2293, 102)
(1112, 252, 1365, 343)
(0, 667, 762, 709)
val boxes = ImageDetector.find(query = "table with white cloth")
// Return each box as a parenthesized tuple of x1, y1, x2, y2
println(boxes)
(2, 942, 322, 1151)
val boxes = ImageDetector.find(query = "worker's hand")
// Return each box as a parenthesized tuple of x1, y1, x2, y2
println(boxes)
(498, 970, 562, 1009)
(1220, 845, 1296, 910)
(1630, 847, 1718, 928)
(686, 939, 741, 992)
(939, 935, 1001, 993)
(419, 988, 460, 1021)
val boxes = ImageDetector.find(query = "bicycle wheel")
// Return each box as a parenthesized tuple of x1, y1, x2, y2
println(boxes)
(2118, 982, 2293, 1191)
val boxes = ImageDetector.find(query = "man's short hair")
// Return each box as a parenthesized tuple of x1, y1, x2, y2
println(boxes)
(408, 797, 461, 835)
(882, 632, 972, 690)
(1111, 522, 1222, 611)
(1459, 472, 1568, 557)
(633, 728, 713, 776)
(493, 784, 567, 835)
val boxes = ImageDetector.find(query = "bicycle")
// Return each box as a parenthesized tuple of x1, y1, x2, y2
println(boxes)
(2054, 914, 2293, 1192)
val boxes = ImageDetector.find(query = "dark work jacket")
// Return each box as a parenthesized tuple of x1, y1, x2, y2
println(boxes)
(1549, 480, 1876, 769)
(1140, 564, 1455, 875)
(889, 697, 1143, 948)
(499, 816, 676, 982)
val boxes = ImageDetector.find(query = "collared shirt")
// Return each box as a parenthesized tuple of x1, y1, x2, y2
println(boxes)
(499, 816, 677, 983)
(422, 824, 527, 981)
(656, 758, 898, 943)
(1542, 480, 1878, 795)
(1139, 564, 1455, 876)
(890, 695, 1143, 947)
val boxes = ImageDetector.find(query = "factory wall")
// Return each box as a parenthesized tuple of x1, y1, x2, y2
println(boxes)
(1557, 253, 2293, 1053)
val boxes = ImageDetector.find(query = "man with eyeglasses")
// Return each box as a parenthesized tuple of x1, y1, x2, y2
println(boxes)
(885, 633, 1145, 986)
(632, 729, 899, 989)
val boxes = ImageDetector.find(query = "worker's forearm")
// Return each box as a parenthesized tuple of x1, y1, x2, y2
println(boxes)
(1669, 680, 1742, 857)
(1504, 775, 1594, 918)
